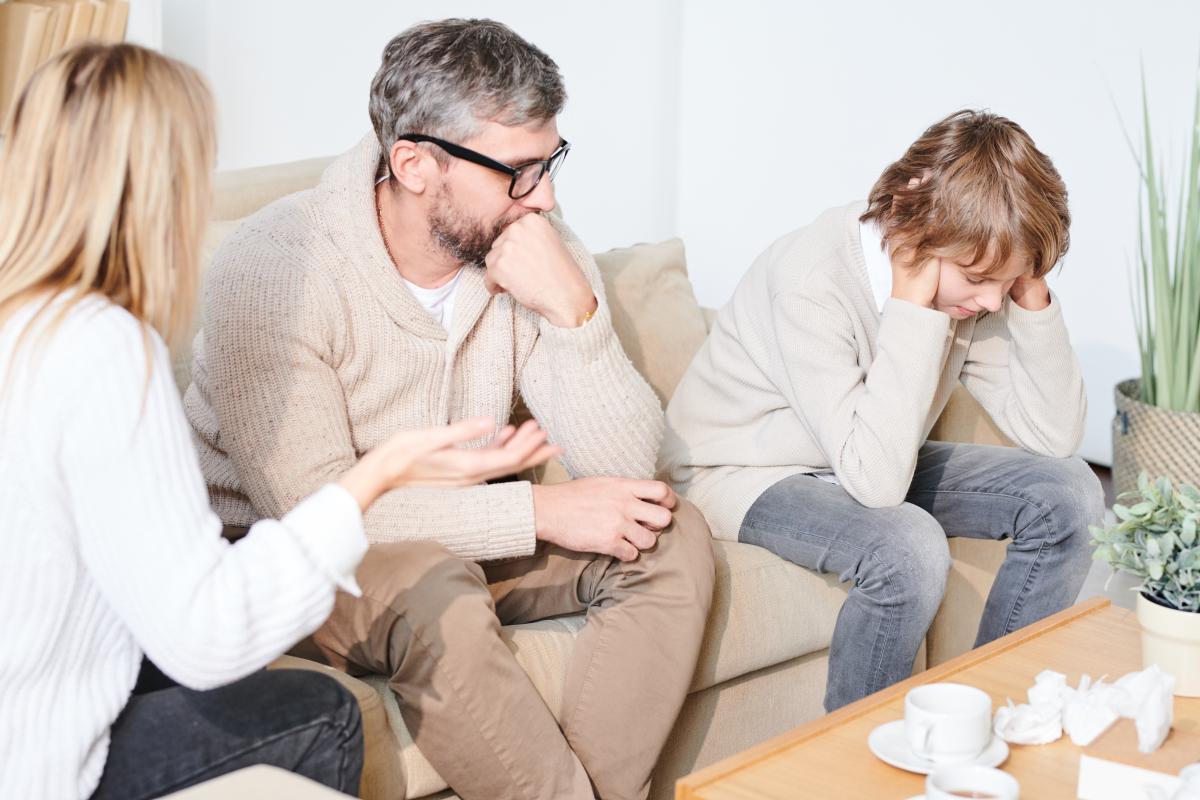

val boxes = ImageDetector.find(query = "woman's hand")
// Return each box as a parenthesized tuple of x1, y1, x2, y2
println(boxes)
(338, 418, 560, 512)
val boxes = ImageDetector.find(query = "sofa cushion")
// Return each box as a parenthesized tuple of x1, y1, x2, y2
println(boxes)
(592, 238, 709, 406)
(362, 539, 849, 798)
(516, 237, 710, 485)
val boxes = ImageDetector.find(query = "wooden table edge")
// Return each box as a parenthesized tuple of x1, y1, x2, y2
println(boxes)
(674, 596, 1113, 800)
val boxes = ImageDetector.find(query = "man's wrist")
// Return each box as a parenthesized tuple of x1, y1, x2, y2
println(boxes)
(542, 293, 598, 328)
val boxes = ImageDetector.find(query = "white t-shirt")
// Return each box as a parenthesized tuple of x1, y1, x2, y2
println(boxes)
(402, 268, 463, 332)
(859, 219, 892, 313)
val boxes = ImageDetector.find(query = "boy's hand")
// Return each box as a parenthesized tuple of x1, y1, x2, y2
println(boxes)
(1009, 272, 1051, 311)
(890, 255, 941, 309)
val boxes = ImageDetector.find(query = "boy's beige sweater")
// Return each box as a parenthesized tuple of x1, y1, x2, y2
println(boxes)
(185, 135, 662, 562)
(659, 202, 1086, 542)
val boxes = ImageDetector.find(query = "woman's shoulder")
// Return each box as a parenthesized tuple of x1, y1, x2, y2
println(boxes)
(20, 294, 167, 378)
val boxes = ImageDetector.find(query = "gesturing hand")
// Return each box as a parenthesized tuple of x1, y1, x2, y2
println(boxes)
(890, 255, 942, 309)
(339, 418, 561, 512)
(1008, 271, 1051, 311)
(483, 213, 596, 327)
(532, 477, 678, 561)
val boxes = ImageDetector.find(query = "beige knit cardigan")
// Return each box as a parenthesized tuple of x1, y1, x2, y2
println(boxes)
(185, 135, 662, 561)
(659, 202, 1086, 542)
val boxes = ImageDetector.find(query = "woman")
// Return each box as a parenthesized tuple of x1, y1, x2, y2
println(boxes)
(0, 44, 557, 799)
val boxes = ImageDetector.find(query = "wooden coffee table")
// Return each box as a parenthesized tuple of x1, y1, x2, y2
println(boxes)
(676, 597, 1200, 799)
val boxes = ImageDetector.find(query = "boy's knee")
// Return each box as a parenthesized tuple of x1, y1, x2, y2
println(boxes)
(862, 507, 951, 607)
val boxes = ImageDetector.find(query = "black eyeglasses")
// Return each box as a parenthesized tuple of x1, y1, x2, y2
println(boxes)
(397, 133, 570, 199)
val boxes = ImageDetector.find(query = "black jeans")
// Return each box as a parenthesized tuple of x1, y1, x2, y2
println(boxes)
(89, 666, 363, 799)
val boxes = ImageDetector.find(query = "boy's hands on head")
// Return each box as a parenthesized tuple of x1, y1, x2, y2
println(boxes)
(890, 254, 942, 309)
(1008, 271, 1051, 311)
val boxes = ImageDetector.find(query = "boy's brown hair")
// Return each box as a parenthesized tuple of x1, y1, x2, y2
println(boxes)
(860, 110, 1070, 277)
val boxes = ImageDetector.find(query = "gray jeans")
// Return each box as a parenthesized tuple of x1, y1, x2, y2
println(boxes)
(739, 441, 1103, 712)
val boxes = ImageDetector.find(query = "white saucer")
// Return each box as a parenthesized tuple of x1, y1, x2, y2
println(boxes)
(867, 719, 1009, 775)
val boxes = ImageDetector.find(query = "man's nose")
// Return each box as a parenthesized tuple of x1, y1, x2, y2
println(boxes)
(519, 174, 556, 213)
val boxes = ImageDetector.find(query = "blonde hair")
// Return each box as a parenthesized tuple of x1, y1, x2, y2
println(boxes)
(0, 43, 215, 373)
(861, 110, 1070, 279)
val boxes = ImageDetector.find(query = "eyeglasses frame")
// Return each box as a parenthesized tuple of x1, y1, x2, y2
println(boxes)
(395, 133, 570, 200)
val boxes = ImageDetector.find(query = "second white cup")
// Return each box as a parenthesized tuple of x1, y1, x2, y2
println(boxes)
(904, 682, 993, 763)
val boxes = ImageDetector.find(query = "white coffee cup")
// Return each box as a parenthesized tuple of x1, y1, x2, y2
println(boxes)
(925, 765, 1020, 799)
(904, 682, 992, 763)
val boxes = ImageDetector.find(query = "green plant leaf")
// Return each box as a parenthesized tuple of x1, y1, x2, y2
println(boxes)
(1131, 501, 1155, 517)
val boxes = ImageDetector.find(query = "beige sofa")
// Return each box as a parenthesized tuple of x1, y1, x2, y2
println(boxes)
(186, 157, 1012, 800)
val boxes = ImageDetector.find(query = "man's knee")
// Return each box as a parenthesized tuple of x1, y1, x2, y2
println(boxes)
(643, 498, 717, 611)
(858, 506, 951, 610)
(338, 540, 497, 656)
(357, 540, 487, 607)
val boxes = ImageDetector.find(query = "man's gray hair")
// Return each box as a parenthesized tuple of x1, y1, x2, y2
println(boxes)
(369, 19, 567, 164)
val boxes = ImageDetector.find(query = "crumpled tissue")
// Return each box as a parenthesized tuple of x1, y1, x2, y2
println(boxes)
(1145, 764, 1200, 800)
(992, 665, 1175, 752)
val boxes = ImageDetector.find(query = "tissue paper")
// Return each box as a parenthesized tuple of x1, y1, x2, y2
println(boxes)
(1115, 666, 1176, 753)
(992, 665, 1176, 753)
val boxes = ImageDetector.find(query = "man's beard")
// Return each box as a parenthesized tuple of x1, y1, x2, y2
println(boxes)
(428, 185, 513, 267)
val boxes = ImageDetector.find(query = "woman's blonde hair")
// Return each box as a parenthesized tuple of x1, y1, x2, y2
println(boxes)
(0, 43, 215, 370)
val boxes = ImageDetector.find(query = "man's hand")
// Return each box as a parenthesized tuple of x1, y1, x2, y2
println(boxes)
(483, 213, 597, 327)
(1008, 272, 1051, 311)
(890, 254, 942, 309)
(531, 477, 678, 561)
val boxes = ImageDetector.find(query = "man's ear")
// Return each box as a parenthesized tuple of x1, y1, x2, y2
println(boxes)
(390, 140, 429, 194)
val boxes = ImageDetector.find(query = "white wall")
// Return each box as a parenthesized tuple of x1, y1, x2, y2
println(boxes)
(160, 0, 1200, 464)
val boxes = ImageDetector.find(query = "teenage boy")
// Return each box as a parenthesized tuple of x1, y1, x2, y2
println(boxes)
(660, 109, 1102, 711)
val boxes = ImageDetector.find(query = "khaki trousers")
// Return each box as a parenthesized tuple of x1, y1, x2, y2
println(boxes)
(308, 499, 716, 800)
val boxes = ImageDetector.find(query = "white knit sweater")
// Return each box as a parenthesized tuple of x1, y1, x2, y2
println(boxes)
(0, 296, 367, 799)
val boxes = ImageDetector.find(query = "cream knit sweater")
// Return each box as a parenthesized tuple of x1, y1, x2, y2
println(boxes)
(660, 202, 1086, 541)
(185, 135, 662, 561)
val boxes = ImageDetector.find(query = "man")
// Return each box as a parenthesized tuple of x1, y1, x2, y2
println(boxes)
(660, 110, 1103, 712)
(186, 19, 715, 800)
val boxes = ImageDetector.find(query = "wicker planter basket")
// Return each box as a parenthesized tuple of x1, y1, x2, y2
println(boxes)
(1112, 379, 1200, 496)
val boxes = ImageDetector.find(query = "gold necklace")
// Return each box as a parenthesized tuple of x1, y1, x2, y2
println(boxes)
(376, 184, 397, 268)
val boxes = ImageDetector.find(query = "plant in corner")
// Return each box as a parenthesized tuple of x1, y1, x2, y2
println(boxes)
(1111, 69, 1200, 496)
(1091, 472, 1200, 695)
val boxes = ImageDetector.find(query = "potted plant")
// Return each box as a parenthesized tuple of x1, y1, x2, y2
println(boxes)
(1091, 472, 1200, 695)
(1112, 74, 1200, 495)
